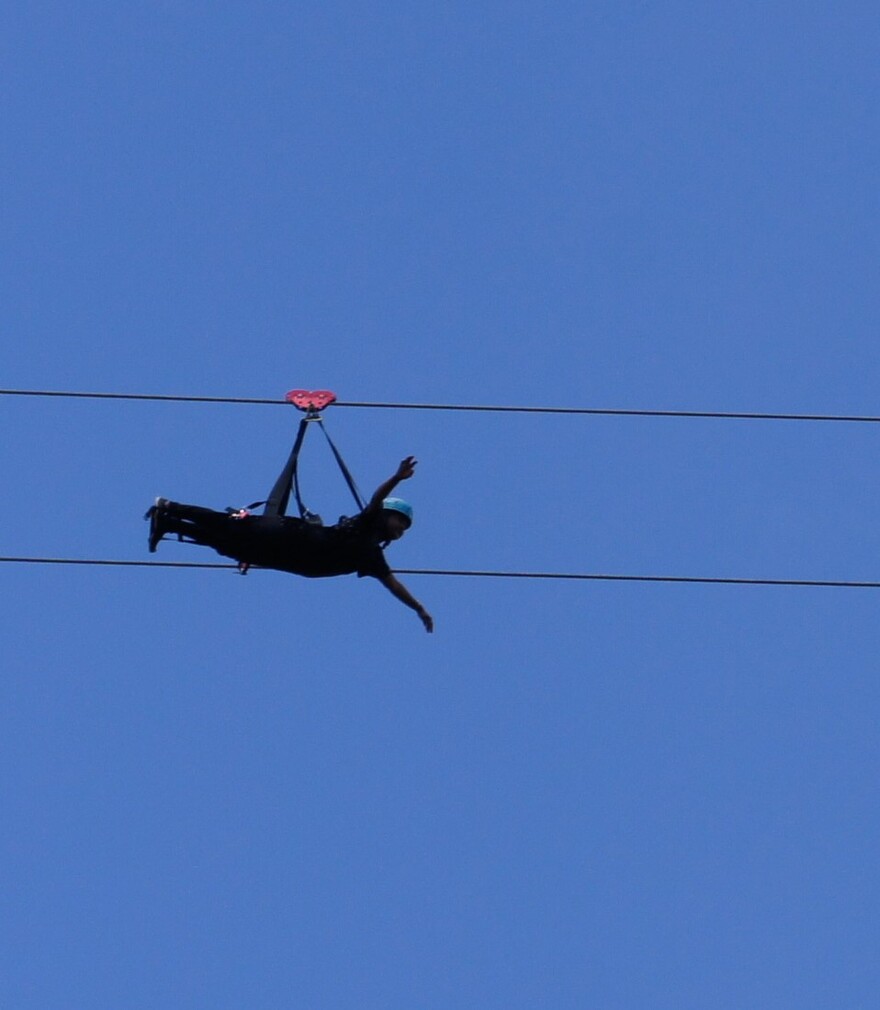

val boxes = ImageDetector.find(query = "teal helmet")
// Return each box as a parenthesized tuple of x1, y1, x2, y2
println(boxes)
(382, 497, 413, 527)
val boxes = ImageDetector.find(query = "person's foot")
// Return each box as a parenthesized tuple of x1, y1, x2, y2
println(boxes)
(145, 497, 171, 552)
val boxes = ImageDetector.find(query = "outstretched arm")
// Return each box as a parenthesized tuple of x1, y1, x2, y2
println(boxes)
(379, 573, 434, 633)
(364, 456, 418, 516)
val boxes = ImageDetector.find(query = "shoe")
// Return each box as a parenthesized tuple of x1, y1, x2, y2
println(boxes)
(145, 497, 172, 553)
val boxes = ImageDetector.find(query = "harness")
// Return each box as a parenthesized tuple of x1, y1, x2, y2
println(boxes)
(263, 390, 366, 522)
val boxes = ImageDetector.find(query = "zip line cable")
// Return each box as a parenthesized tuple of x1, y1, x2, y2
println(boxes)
(2, 388, 880, 424)
(1, 556, 879, 588)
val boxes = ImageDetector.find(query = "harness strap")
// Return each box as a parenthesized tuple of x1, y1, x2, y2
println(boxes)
(317, 419, 367, 512)
(263, 415, 311, 518)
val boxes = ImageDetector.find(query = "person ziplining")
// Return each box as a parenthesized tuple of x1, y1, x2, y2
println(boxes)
(144, 389, 434, 632)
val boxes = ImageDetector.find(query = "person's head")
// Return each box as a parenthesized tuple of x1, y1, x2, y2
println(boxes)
(381, 497, 413, 541)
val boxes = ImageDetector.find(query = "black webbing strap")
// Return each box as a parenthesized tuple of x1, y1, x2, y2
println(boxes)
(263, 415, 310, 517)
(291, 431, 311, 520)
(317, 419, 366, 512)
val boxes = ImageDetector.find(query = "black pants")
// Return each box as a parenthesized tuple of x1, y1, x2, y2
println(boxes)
(163, 502, 308, 570)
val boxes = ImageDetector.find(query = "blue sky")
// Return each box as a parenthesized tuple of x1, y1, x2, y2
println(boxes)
(2, 3, 879, 1007)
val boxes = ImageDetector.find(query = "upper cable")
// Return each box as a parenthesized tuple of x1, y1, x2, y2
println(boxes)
(2, 388, 880, 424)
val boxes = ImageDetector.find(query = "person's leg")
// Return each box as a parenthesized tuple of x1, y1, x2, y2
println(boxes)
(159, 505, 293, 564)
(163, 501, 230, 527)
(148, 500, 235, 553)
(161, 514, 222, 547)
(147, 499, 309, 569)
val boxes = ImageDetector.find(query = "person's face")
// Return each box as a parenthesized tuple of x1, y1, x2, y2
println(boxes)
(382, 512, 409, 541)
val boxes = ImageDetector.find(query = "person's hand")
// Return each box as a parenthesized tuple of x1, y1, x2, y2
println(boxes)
(418, 608, 434, 633)
(395, 456, 418, 481)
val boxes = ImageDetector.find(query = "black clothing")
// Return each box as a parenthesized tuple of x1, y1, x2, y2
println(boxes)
(162, 502, 391, 580)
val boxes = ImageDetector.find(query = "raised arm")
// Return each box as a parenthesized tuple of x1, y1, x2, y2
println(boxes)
(379, 572, 434, 632)
(364, 456, 418, 517)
